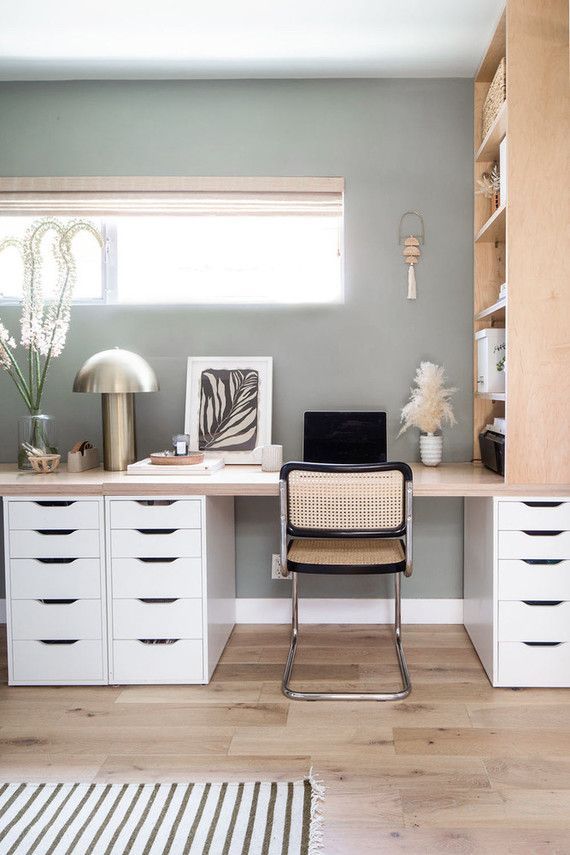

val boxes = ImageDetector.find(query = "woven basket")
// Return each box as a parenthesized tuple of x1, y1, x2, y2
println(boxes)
(482, 57, 506, 139)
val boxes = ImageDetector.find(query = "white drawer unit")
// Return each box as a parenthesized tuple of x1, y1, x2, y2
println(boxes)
(498, 500, 570, 531)
(10, 558, 101, 599)
(110, 528, 201, 559)
(3, 497, 107, 686)
(106, 495, 235, 685)
(11, 640, 105, 685)
(498, 530, 570, 560)
(2, 494, 235, 686)
(109, 499, 201, 530)
(111, 557, 202, 599)
(465, 495, 570, 687)
(498, 642, 570, 689)
(8, 500, 100, 531)
(112, 639, 203, 684)
(11, 598, 103, 641)
(498, 600, 570, 642)
(497, 559, 570, 600)
(10, 529, 101, 559)
(112, 598, 203, 639)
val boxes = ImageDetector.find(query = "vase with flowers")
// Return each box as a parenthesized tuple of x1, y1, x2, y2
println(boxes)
(398, 362, 457, 466)
(0, 219, 102, 468)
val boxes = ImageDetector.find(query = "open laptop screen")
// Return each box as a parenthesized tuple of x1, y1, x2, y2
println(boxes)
(303, 411, 387, 464)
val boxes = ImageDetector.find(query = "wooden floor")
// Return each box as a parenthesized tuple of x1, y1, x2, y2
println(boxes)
(2, 625, 570, 854)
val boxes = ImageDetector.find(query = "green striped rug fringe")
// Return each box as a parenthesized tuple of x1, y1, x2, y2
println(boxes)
(0, 776, 325, 854)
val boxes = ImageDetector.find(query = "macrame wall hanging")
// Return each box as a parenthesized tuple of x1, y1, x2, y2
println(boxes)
(398, 211, 425, 300)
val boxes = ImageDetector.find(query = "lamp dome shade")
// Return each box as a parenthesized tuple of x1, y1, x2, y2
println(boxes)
(73, 348, 159, 394)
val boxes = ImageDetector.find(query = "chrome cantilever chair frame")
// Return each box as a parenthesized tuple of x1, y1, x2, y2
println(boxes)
(280, 461, 413, 702)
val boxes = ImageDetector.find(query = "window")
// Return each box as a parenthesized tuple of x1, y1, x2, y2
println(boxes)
(0, 177, 344, 305)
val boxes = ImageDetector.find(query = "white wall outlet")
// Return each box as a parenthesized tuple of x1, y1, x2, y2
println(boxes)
(271, 553, 289, 580)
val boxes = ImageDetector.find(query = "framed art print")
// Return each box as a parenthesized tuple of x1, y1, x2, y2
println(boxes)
(184, 357, 273, 464)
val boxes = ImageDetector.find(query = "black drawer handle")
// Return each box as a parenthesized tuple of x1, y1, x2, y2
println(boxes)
(136, 529, 177, 535)
(36, 558, 78, 565)
(522, 600, 563, 607)
(138, 598, 178, 604)
(522, 530, 563, 537)
(38, 599, 78, 605)
(34, 501, 76, 508)
(523, 502, 564, 508)
(137, 557, 177, 564)
(36, 530, 76, 536)
(523, 641, 564, 647)
(135, 500, 177, 507)
(522, 559, 563, 566)
(39, 639, 79, 645)
(138, 639, 180, 645)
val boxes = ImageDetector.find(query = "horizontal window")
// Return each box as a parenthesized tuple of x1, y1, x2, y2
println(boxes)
(0, 177, 344, 306)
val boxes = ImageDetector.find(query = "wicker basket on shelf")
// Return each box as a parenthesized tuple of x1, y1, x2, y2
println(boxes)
(482, 57, 506, 139)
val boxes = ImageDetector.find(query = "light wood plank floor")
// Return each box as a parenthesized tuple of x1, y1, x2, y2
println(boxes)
(2, 625, 570, 854)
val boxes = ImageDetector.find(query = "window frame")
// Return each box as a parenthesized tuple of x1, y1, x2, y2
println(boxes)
(0, 176, 345, 307)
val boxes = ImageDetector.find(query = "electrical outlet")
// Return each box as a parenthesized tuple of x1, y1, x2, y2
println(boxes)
(271, 553, 289, 580)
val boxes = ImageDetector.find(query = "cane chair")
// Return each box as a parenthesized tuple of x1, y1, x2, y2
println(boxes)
(279, 461, 413, 701)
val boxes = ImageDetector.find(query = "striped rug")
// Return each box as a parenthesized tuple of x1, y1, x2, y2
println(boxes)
(0, 780, 323, 854)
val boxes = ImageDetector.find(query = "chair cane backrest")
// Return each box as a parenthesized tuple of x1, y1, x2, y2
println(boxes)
(281, 462, 411, 537)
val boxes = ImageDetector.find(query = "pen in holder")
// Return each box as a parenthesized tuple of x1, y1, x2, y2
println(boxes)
(67, 441, 100, 472)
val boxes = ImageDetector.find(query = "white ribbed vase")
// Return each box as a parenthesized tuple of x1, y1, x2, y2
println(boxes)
(419, 433, 443, 467)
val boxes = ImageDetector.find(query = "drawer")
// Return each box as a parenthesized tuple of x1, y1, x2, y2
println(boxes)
(498, 641, 570, 688)
(11, 599, 103, 640)
(498, 559, 570, 600)
(498, 600, 570, 642)
(8, 500, 100, 531)
(112, 598, 202, 639)
(10, 558, 101, 599)
(111, 557, 202, 599)
(9, 529, 100, 559)
(498, 530, 570, 560)
(109, 499, 201, 530)
(112, 639, 203, 684)
(11, 640, 105, 684)
(498, 501, 570, 531)
(110, 529, 201, 559)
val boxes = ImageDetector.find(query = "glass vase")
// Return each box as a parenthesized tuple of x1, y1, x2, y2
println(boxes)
(18, 414, 57, 471)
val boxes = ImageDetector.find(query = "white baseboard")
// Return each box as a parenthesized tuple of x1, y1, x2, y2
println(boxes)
(0, 597, 463, 626)
(235, 598, 463, 624)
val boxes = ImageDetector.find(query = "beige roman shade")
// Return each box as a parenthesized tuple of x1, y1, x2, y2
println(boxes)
(0, 176, 344, 216)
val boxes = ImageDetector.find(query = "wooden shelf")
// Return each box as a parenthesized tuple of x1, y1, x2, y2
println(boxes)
(477, 392, 506, 402)
(475, 297, 506, 320)
(475, 203, 506, 243)
(475, 101, 507, 162)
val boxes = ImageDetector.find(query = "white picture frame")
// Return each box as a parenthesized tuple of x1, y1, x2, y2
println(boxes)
(184, 357, 273, 464)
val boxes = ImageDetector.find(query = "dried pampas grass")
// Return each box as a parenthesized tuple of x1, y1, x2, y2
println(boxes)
(398, 362, 457, 436)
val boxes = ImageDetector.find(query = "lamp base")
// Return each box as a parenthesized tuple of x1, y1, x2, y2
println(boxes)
(102, 393, 136, 471)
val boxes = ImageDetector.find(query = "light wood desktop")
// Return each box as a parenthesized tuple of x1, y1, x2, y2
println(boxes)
(0, 462, 568, 498)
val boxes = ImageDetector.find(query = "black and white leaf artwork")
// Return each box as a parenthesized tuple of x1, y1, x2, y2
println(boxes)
(198, 368, 259, 451)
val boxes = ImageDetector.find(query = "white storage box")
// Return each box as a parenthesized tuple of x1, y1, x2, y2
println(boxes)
(476, 328, 506, 394)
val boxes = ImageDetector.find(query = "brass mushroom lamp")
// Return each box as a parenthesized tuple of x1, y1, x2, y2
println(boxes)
(73, 348, 159, 471)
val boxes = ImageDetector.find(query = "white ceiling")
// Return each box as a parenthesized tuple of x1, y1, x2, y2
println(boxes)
(0, 0, 505, 81)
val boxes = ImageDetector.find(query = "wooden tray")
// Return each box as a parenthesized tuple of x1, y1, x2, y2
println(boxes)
(150, 452, 205, 466)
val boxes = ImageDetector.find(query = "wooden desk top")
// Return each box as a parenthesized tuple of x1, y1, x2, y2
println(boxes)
(0, 463, 568, 498)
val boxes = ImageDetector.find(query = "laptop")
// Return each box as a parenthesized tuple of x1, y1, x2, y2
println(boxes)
(303, 411, 387, 464)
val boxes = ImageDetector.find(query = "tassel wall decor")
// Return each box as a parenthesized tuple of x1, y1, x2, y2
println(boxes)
(403, 236, 420, 300)
(398, 211, 425, 301)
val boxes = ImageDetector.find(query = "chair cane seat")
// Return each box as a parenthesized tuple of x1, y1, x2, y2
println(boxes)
(287, 537, 406, 575)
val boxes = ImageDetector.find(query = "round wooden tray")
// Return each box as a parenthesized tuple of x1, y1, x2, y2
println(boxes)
(150, 452, 205, 466)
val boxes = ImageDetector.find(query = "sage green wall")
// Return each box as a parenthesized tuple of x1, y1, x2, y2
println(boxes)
(0, 79, 472, 599)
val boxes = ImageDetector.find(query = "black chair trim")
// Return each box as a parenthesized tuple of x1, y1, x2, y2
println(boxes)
(286, 558, 407, 576)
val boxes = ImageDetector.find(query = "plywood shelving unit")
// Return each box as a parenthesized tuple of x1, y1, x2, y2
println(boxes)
(472, 0, 570, 485)
(473, 9, 506, 468)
